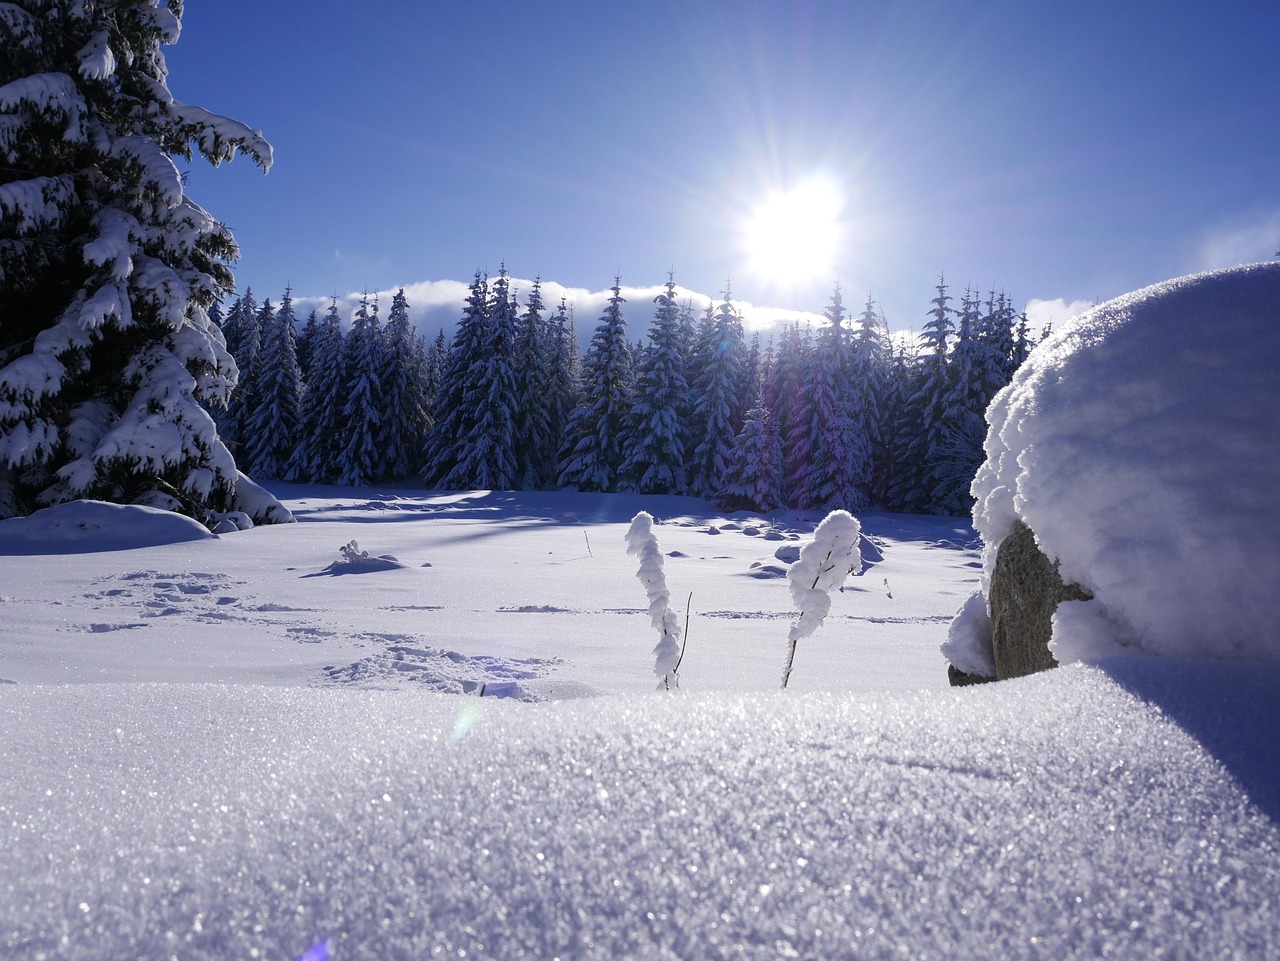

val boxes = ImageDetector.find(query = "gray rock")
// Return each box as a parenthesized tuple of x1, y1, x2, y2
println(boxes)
(989, 520, 1093, 680)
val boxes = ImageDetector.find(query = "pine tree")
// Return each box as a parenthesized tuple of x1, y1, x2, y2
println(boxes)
(932, 288, 987, 514)
(714, 399, 783, 513)
(689, 290, 749, 497)
(423, 329, 446, 426)
(336, 294, 384, 486)
(512, 279, 554, 488)
(842, 293, 885, 511)
(777, 323, 814, 507)
(221, 289, 264, 453)
(0, 2, 276, 523)
(241, 289, 302, 480)
(379, 288, 429, 480)
(618, 277, 689, 493)
(288, 299, 347, 483)
(543, 297, 579, 484)
(893, 275, 955, 512)
(557, 278, 633, 491)
(449, 267, 519, 490)
(423, 272, 489, 488)
(296, 307, 322, 384)
(804, 284, 865, 513)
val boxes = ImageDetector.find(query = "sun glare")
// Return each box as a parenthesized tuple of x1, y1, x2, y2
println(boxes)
(743, 175, 844, 287)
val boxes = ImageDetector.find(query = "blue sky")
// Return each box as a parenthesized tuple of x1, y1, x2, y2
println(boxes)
(166, 1, 1280, 336)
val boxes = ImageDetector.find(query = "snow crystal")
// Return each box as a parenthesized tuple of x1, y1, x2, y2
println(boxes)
(969, 263, 1280, 663)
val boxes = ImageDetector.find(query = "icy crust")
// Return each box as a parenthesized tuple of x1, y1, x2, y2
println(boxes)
(3, 672, 1279, 960)
(971, 263, 1280, 663)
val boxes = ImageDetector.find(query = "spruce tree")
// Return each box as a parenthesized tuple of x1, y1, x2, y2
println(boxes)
(543, 297, 579, 484)
(336, 294, 384, 486)
(450, 267, 518, 490)
(714, 399, 783, 513)
(423, 273, 488, 488)
(689, 290, 748, 497)
(512, 279, 554, 488)
(287, 299, 346, 483)
(618, 277, 689, 493)
(241, 289, 302, 480)
(379, 288, 429, 480)
(894, 275, 955, 512)
(557, 279, 633, 491)
(0, 1, 277, 523)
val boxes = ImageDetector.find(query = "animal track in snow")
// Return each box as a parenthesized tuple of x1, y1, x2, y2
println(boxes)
(321, 636, 563, 699)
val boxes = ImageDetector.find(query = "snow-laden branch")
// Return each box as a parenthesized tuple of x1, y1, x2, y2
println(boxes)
(782, 509, 863, 689)
(625, 511, 682, 689)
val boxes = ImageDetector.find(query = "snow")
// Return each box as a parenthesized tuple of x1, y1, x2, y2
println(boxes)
(0, 499, 214, 554)
(969, 263, 1280, 665)
(1, 485, 1278, 958)
(624, 510, 682, 685)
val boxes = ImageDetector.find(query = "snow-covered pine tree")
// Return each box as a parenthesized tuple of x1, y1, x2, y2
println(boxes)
(893, 275, 955, 513)
(804, 284, 866, 513)
(378, 288, 429, 480)
(557, 278, 633, 492)
(512, 279, 554, 488)
(0, 2, 279, 524)
(241, 288, 302, 480)
(296, 307, 322, 384)
(618, 277, 689, 494)
(714, 398, 783, 513)
(779, 323, 815, 508)
(542, 297, 579, 484)
(336, 294, 384, 486)
(444, 266, 518, 490)
(287, 298, 346, 483)
(688, 290, 749, 497)
(877, 337, 922, 511)
(931, 288, 987, 514)
(422, 272, 488, 488)
(423, 328, 446, 426)
(847, 293, 886, 508)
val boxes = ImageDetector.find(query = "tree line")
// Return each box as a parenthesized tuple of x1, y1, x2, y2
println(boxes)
(217, 268, 1038, 516)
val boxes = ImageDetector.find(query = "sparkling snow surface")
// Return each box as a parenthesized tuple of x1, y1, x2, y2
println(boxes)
(2, 487, 1279, 958)
(3, 668, 1279, 960)
(970, 263, 1280, 664)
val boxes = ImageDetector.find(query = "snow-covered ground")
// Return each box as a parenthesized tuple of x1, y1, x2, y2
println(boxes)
(3, 486, 1279, 959)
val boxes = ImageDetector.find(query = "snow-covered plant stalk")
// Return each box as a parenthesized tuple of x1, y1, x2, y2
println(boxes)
(782, 510, 863, 689)
(625, 511, 682, 689)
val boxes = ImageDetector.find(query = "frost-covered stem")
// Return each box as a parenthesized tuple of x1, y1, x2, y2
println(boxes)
(783, 510, 863, 689)
(625, 511, 682, 689)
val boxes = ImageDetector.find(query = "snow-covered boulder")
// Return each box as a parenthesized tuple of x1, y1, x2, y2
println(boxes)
(948, 263, 1280, 673)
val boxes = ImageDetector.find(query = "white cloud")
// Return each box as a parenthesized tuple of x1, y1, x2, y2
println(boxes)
(289, 277, 826, 345)
(1023, 297, 1094, 336)
(1191, 210, 1280, 273)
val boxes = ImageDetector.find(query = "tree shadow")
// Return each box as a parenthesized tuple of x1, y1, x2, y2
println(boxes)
(1099, 656, 1280, 823)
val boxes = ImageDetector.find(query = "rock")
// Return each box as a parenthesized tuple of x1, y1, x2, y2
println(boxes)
(947, 664, 997, 687)
(988, 520, 1093, 679)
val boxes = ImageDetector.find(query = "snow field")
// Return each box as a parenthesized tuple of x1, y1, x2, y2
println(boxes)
(3, 669, 1279, 960)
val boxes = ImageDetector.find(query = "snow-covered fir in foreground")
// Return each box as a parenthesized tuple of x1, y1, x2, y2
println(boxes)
(3, 484, 1279, 959)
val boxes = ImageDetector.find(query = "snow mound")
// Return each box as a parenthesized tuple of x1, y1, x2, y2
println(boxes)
(970, 263, 1280, 663)
(0, 500, 214, 554)
(308, 540, 410, 576)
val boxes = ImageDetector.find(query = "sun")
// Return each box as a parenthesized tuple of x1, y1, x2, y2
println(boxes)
(742, 174, 844, 287)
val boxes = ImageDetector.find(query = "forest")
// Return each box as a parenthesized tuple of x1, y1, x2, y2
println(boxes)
(216, 269, 1039, 516)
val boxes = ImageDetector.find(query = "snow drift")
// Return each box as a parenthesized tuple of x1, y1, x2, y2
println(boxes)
(964, 262, 1280, 665)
